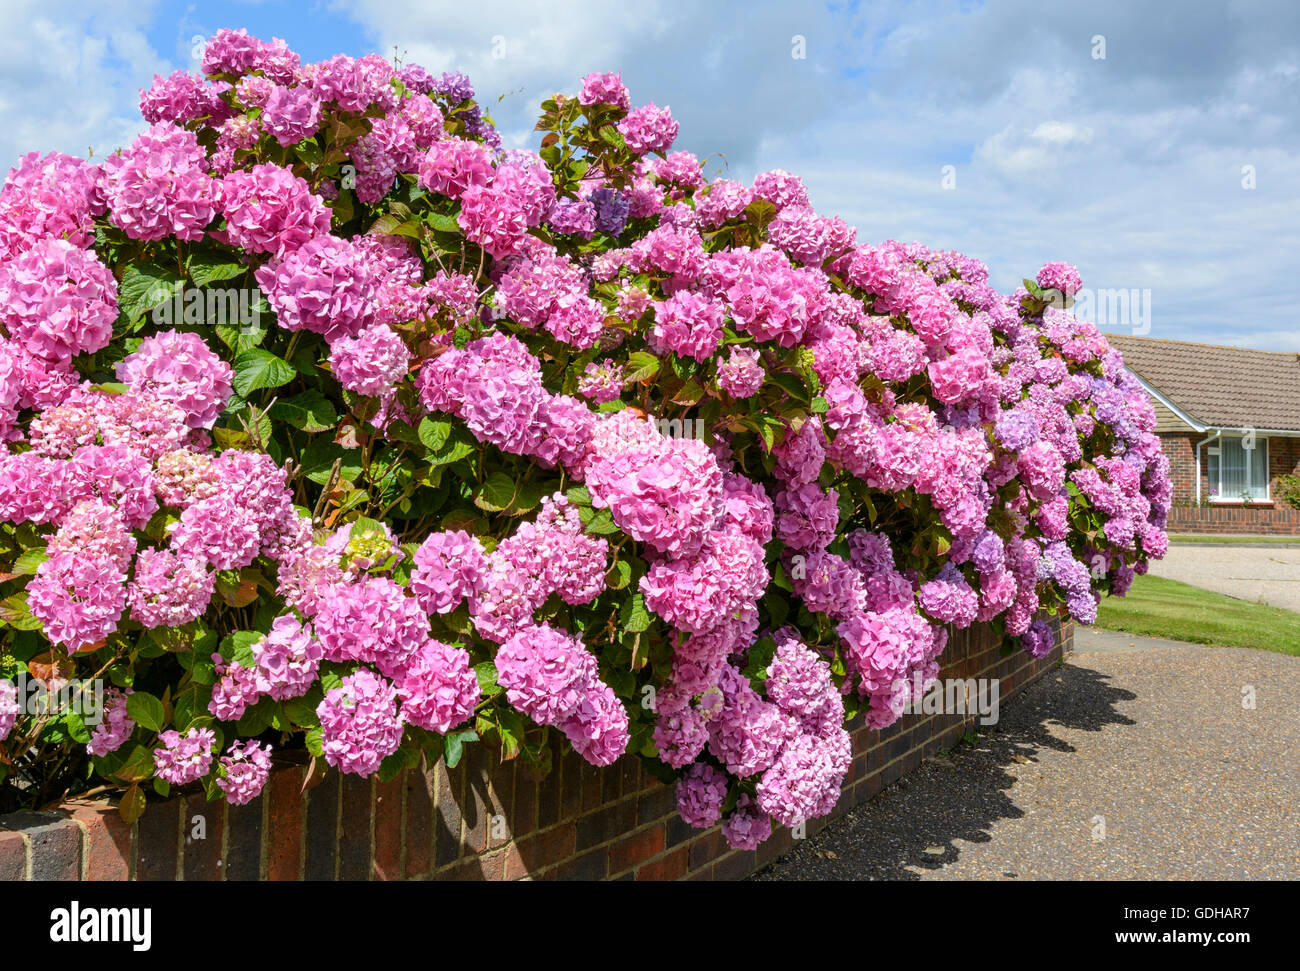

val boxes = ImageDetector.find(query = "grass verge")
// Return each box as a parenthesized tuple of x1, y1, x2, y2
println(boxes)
(1095, 574, 1300, 655)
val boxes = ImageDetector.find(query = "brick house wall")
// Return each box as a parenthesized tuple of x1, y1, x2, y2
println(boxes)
(0, 620, 1071, 881)
(1158, 431, 1300, 534)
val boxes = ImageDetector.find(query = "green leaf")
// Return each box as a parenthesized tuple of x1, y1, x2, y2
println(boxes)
(295, 137, 324, 168)
(425, 428, 477, 467)
(580, 506, 619, 536)
(118, 263, 184, 322)
(763, 590, 789, 628)
(619, 593, 652, 633)
(270, 390, 338, 433)
(443, 729, 477, 769)
(474, 661, 500, 697)
(810, 395, 829, 414)
(506, 478, 554, 517)
(119, 785, 147, 825)
(283, 691, 322, 728)
(232, 348, 296, 397)
(216, 323, 266, 355)
(624, 350, 660, 384)
(474, 471, 518, 513)
(417, 417, 452, 451)
(12, 548, 48, 576)
(606, 558, 632, 590)
(0, 593, 44, 631)
(187, 251, 247, 287)
(597, 125, 626, 150)
(444, 732, 464, 769)
(426, 212, 461, 233)
(189, 651, 218, 686)
(66, 710, 92, 744)
(126, 692, 166, 733)
(236, 696, 279, 736)
(767, 371, 806, 400)
(113, 745, 156, 784)
(305, 725, 324, 758)
(300, 439, 364, 485)
(220, 630, 262, 668)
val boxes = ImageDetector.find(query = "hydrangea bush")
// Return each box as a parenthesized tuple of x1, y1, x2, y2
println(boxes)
(0, 30, 1169, 845)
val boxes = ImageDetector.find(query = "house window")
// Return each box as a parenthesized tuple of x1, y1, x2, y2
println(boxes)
(1207, 434, 1270, 502)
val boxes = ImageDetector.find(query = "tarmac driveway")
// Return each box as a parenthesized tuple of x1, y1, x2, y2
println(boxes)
(752, 641, 1300, 880)
(1149, 545, 1300, 612)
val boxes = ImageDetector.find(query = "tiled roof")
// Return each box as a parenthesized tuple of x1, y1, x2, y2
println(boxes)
(1104, 333, 1300, 432)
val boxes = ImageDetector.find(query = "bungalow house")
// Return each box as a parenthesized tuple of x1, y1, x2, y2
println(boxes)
(1104, 334, 1300, 535)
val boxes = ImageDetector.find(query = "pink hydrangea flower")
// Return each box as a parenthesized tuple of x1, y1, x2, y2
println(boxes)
(0, 151, 104, 258)
(218, 740, 273, 805)
(86, 687, 134, 757)
(1036, 261, 1083, 297)
(578, 72, 630, 109)
(98, 124, 219, 242)
(317, 669, 404, 776)
(27, 551, 126, 652)
(716, 347, 765, 398)
(494, 624, 598, 727)
(329, 323, 410, 396)
(220, 163, 332, 259)
(649, 290, 724, 362)
(417, 138, 495, 199)
(315, 577, 430, 678)
(153, 728, 216, 786)
(116, 330, 233, 429)
(721, 793, 772, 850)
(0, 679, 18, 742)
(262, 84, 321, 146)
(128, 548, 214, 629)
(253, 614, 324, 701)
(0, 239, 117, 366)
(409, 530, 489, 614)
(395, 639, 479, 735)
(618, 102, 679, 155)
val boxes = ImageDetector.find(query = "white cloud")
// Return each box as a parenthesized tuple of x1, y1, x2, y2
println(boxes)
(0, 1, 167, 173)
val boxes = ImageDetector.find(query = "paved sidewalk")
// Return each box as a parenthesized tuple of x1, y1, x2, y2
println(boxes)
(751, 645, 1300, 880)
(1073, 628, 1197, 653)
(1149, 545, 1300, 612)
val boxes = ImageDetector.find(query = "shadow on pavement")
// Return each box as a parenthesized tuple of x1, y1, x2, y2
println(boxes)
(749, 658, 1136, 880)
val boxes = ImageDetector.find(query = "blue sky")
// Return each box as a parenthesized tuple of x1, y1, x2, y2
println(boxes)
(3, 0, 1297, 350)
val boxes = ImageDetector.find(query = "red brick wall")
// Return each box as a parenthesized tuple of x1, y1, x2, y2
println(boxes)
(0, 620, 1071, 881)
(1167, 506, 1300, 535)
(1162, 432, 1198, 506)
(1160, 431, 1300, 533)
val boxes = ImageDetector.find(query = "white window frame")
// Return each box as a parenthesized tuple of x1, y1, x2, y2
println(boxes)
(1206, 433, 1271, 503)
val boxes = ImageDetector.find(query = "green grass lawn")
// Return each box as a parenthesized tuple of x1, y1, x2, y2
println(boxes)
(1170, 534, 1300, 545)
(1095, 574, 1300, 655)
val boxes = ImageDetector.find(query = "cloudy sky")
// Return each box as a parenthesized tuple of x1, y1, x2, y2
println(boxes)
(2, 0, 1297, 349)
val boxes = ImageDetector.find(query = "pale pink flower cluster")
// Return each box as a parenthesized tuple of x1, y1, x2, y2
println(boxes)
(218, 740, 273, 805)
(317, 669, 404, 776)
(98, 124, 220, 242)
(495, 624, 628, 765)
(154, 728, 216, 786)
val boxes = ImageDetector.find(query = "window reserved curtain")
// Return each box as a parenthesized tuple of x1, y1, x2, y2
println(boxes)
(1215, 436, 1268, 497)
